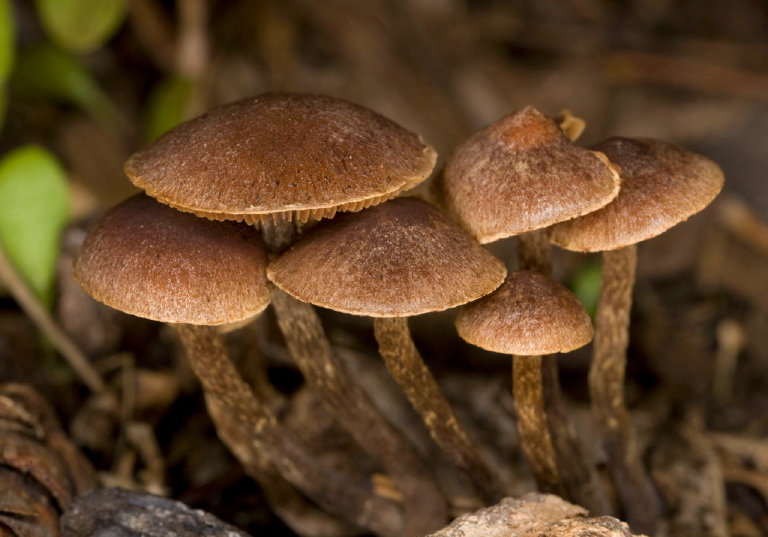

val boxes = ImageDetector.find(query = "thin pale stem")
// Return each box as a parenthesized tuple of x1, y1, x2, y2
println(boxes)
(0, 244, 107, 395)
(592, 244, 661, 533)
(518, 229, 609, 513)
(271, 290, 447, 535)
(173, 323, 402, 536)
(374, 316, 506, 503)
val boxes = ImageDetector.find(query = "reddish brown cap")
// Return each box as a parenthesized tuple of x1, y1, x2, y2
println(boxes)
(267, 197, 507, 317)
(74, 194, 271, 325)
(439, 107, 620, 244)
(551, 137, 725, 252)
(455, 271, 594, 355)
(125, 93, 437, 224)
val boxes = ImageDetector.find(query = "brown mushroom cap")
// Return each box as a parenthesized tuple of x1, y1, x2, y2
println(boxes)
(551, 137, 725, 252)
(74, 194, 271, 325)
(439, 106, 621, 244)
(267, 197, 507, 317)
(455, 271, 594, 355)
(125, 93, 437, 224)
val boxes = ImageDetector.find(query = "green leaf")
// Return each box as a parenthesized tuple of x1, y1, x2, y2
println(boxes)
(0, 0, 15, 84)
(144, 76, 196, 142)
(569, 259, 602, 320)
(34, 0, 127, 53)
(0, 146, 70, 308)
(14, 43, 126, 133)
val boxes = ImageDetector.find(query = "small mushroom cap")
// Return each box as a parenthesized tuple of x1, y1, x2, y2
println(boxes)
(439, 106, 620, 244)
(74, 194, 271, 325)
(267, 197, 507, 317)
(455, 271, 594, 356)
(125, 93, 437, 224)
(551, 137, 725, 252)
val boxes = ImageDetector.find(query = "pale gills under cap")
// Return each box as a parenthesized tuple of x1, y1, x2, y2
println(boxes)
(125, 93, 437, 224)
(455, 271, 594, 356)
(440, 106, 621, 244)
(74, 194, 271, 325)
(551, 137, 725, 252)
(267, 197, 507, 317)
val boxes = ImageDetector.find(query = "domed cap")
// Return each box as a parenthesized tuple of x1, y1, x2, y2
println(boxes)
(267, 197, 507, 317)
(74, 194, 271, 325)
(439, 106, 621, 244)
(125, 93, 437, 224)
(455, 271, 594, 355)
(550, 137, 725, 252)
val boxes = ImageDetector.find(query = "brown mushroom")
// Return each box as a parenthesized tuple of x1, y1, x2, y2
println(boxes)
(438, 107, 619, 508)
(125, 92, 436, 224)
(455, 271, 594, 494)
(269, 197, 508, 502)
(439, 106, 620, 246)
(550, 137, 724, 533)
(73, 194, 402, 535)
(123, 92, 446, 534)
(455, 271, 594, 357)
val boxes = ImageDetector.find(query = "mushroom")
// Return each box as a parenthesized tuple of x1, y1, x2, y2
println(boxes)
(550, 137, 724, 533)
(437, 107, 619, 508)
(268, 197, 508, 502)
(124, 93, 436, 225)
(73, 194, 402, 535)
(123, 92, 447, 534)
(455, 271, 595, 357)
(454, 271, 594, 494)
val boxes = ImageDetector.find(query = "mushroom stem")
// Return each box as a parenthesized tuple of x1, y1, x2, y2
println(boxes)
(270, 290, 448, 535)
(591, 244, 661, 532)
(511, 354, 562, 494)
(517, 229, 610, 514)
(173, 323, 403, 536)
(517, 229, 553, 275)
(373, 316, 507, 503)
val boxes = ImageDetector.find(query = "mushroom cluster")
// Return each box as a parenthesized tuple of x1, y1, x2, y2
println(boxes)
(73, 92, 723, 536)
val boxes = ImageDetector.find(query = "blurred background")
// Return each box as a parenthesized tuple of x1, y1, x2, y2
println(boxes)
(0, 0, 767, 536)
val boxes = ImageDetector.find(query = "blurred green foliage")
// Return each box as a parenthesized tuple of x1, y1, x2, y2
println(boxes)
(0, 0, 14, 84)
(144, 76, 195, 142)
(0, 146, 70, 308)
(14, 43, 127, 132)
(33, 0, 127, 53)
(569, 258, 602, 320)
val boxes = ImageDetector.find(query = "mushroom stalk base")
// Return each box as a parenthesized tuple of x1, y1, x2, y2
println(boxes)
(591, 244, 661, 533)
(270, 290, 448, 535)
(374, 316, 506, 503)
(173, 323, 402, 536)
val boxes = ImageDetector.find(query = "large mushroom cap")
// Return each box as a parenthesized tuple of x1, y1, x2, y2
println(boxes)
(125, 93, 437, 224)
(551, 137, 725, 252)
(74, 194, 271, 325)
(267, 197, 507, 317)
(439, 106, 621, 244)
(455, 271, 594, 356)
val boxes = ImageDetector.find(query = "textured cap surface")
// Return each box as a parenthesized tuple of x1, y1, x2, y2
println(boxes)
(267, 197, 506, 317)
(439, 107, 620, 243)
(125, 93, 437, 223)
(455, 271, 594, 355)
(74, 194, 270, 325)
(551, 137, 725, 252)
